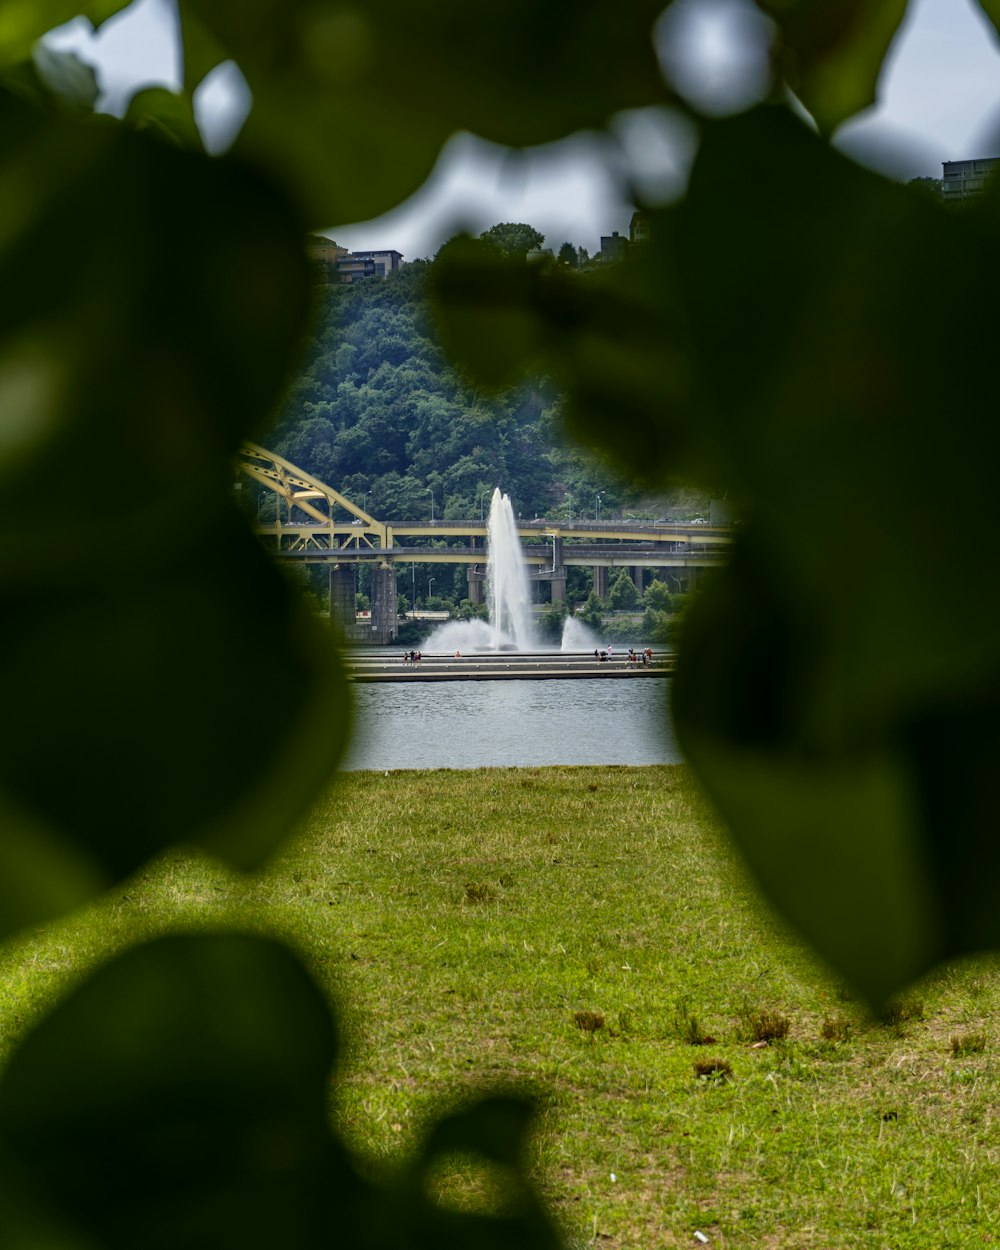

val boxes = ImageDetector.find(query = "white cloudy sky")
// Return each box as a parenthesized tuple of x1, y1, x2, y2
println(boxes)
(46, 0, 1000, 258)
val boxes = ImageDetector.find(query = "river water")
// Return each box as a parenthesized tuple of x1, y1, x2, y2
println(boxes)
(342, 677, 682, 771)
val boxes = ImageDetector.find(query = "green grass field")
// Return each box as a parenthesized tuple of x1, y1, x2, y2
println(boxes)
(1, 765, 997, 1247)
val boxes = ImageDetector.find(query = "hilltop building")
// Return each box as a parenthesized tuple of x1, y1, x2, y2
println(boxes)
(629, 211, 650, 244)
(599, 231, 629, 262)
(306, 236, 404, 283)
(941, 157, 999, 202)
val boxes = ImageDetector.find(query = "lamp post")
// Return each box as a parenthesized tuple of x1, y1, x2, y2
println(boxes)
(596, 493, 602, 521)
(411, 564, 415, 618)
(427, 577, 435, 607)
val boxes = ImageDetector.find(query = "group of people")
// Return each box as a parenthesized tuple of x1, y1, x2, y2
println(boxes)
(402, 650, 423, 666)
(594, 646, 653, 667)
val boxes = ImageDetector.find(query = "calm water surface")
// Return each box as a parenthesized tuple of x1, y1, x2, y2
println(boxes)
(342, 678, 682, 771)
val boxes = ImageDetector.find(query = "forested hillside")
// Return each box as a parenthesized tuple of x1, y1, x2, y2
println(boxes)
(266, 252, 695, 523)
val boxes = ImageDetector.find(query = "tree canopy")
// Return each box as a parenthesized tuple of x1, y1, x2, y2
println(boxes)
(479, 221, 546, 260)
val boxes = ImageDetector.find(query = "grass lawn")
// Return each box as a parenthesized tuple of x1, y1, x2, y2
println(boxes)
(1, 765, 998, 1247)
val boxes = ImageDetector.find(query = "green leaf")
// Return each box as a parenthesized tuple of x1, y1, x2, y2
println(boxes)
(0, 91, 349, 933)
(430, 236, 696, 487)
(382, 1096, 561, 1250)
(975, 0, 1000, 41)
(671, 539, 942, 1004)
(0, 935, 354, 1250)
(178, 0, 671, 223)
(123, 86, 204, 149)
(178, 6, 231, 94)
(755, 0, 911, 133)
(31, 44, 99, 110)
(666, 107, 1000, 999)
(0, 0, 131, 68)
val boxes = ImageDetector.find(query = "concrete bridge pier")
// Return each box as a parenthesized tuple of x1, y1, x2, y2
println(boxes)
(370, 564, 398, 644)
(328, 565, 355, 635)
(593, 566, 608, 599)
(467, 566, 484, 603)
(632, 566, 644, 595)
(549, 536, 566, 603)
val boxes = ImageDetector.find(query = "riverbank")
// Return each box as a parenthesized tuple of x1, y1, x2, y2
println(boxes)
(0, 767, 996, 1247)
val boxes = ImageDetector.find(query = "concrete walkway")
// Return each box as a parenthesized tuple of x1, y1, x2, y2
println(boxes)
(345, 650, 675, 683)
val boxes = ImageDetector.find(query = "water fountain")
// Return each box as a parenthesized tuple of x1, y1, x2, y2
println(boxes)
(424, 487, 537, 652)
(485, 488, 536, 650)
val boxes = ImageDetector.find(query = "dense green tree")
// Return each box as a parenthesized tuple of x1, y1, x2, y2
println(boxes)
(479, 221, 546, 260)
(641, 607, 671, 643)
(269, 258, 658, 522)
(557, 241, 578, 266)
(643, 578, 672, 611)
(537, 599, 568, 641)
(578, 591, 604, 630)
(607, 570, 639, 610)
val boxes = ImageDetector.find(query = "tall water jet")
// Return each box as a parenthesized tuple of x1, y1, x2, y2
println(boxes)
(486, 487, 536, 650)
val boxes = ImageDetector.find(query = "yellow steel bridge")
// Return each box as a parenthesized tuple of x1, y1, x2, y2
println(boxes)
(237, 443, 731, 642)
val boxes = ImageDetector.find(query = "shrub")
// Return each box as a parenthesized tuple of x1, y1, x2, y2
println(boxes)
(950, 1031, 987, 1057)
(672, 1000, 716, 1046)
(574, 1010, 605, 1036)
(820, 1016, 851, 1043)
(741, 1007, 791, 1043)
(694, 1058, 733, 1081)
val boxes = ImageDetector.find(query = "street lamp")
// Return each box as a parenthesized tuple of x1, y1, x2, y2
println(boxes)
(428, 488, 435, 522)
(411, 564, 416, 618)
(427, 577, 435, 605)
(596, 493, 602, 521)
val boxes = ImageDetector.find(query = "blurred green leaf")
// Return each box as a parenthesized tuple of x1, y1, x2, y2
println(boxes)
(0, 935, 353, 1249)
(24, 45, 100, 111)
(974, 0, 1000, 42)
(672, 538, 942, 1004)
(668, 108, 1000, 999)
(0, 0, 131, 68)
(178, 0, 671, 223)
(394, 1098, 561, 1250)
(179, 7, 231, 94)
(756, 0, 910, 133)
(0, 90, 349, 932)
(123, 86, 204, 149)
(430, 236, 697, 486)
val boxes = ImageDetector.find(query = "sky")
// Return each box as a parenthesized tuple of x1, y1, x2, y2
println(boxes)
(45, 0, 1000, 259)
